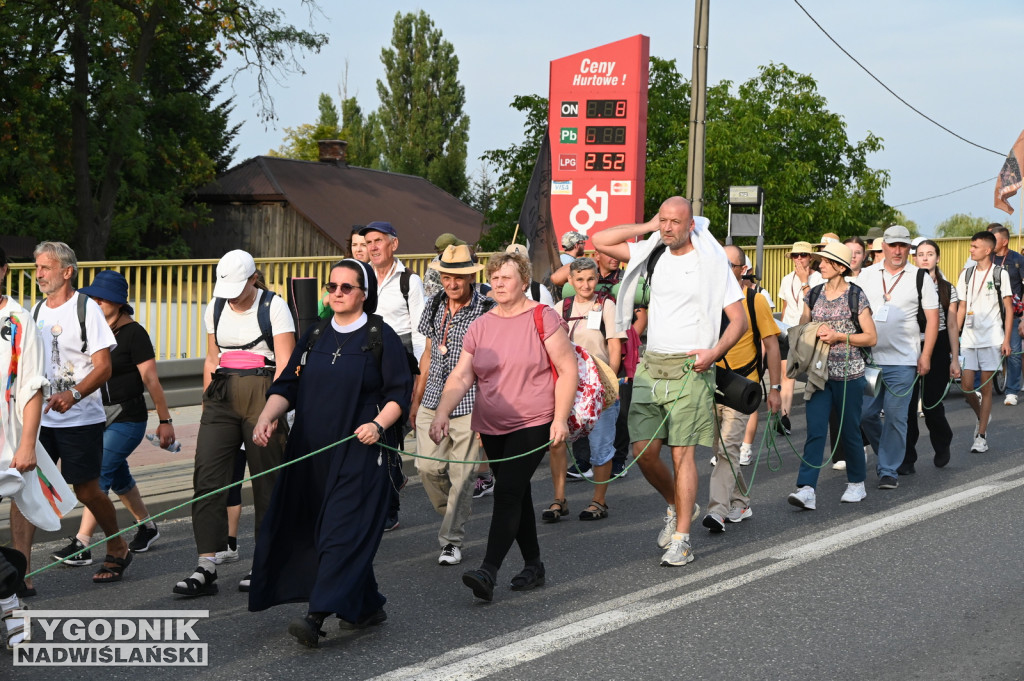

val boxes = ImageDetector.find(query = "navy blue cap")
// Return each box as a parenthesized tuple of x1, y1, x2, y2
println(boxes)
(359, 221, 398, 238)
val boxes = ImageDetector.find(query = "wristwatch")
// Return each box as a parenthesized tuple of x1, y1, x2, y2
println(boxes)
(769, 384, 782, 391)
(159, 418, 173, 425)
(70, 388, 82, 402)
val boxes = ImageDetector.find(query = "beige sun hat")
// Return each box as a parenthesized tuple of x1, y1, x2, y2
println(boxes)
(788, 241, 814, 258)
(814, 242, 853, 272)
(868, 237, 884, 253)
(428, 244, 483, 275)
(814, 232, 841, 251)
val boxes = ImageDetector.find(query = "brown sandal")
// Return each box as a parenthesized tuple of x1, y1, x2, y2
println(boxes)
(579, 500, 609, 521)
(541, 499, 568, 523)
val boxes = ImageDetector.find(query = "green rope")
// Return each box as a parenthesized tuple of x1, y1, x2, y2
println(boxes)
(26, 433, 361, 579)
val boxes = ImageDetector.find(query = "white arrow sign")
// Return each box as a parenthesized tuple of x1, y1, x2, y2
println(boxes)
(568, 185, 610, 234)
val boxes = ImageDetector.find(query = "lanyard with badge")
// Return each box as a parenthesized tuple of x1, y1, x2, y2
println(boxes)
(874, 270, 905, 323)
(965, 265, 993, 329)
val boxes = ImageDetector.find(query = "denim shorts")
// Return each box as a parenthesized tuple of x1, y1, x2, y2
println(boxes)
(100, 420, 147, 494)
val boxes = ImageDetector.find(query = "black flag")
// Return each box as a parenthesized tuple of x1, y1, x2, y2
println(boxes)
(518, 128, 559, 287)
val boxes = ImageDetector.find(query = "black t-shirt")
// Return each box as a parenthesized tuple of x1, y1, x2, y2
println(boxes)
(101, 321, 156, 423)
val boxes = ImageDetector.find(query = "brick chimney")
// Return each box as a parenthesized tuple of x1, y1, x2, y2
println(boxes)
(317, 140, 348, 165)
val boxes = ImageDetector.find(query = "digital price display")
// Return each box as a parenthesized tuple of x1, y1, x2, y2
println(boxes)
(584, 152, 626, 171)
(549, 35, 649, 244)
(586, 100, 627, 119)
(585, 126, 627, 145)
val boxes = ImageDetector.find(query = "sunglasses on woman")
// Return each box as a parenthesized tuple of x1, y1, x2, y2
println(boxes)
(325, 282, 365, 295)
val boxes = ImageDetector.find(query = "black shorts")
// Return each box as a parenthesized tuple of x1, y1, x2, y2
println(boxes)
(39, 423, 105, 485)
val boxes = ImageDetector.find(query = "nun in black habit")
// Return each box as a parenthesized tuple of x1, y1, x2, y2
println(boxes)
(248, 259, 412, 648)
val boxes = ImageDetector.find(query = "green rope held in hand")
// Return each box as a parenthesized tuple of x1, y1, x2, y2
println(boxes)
(26, 433, 360, 579)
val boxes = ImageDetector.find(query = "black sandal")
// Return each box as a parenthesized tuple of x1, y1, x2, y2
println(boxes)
(578, 500, 609, 521)
(510, 562, 545, 591)
(541, 499, 568, 523)
(93, 552, 132, 584)
(462, 568, 495, 601)
(172, 566, 218, 597)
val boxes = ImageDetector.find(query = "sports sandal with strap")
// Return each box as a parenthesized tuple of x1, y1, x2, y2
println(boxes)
(173, 566, 218, 597)
(541, 499, 568, 523)
(578, 500, 609, 521)
(93, 552, 133, 584)
(2, 596, 26, 651)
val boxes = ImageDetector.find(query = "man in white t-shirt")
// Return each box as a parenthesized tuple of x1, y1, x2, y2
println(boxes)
(10, 241, 125, 589)
(594, 197, 746, 568)
(361, 221, 422, 532)
(857, 225, 939, 489)
(955, 231, 1013, 453)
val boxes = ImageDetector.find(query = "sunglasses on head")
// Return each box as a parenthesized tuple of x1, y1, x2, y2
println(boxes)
(325, 282, 364, 295)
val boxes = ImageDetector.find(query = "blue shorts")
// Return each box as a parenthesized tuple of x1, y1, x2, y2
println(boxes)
(100, 420, 147, 494)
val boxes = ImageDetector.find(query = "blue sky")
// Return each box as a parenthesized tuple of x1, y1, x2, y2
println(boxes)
(222, 1, 1024, 236)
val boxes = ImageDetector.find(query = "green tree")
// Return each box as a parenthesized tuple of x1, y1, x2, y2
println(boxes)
(478, 94, 548, 251)
(270, 93, 343, 161)
(701, 63, 892, 244)
(480, 61, 892, 250)
(340, 97, 381, 168)
(375, 10, 470, 199)
(935, 213, 1008, 238)
(0, 0, 327, 259)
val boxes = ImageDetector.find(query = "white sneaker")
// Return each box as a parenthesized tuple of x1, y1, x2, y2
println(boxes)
(1005, 394, 1018, 406)
(709, 454, 717, 466)
(738, 444, 753, 466)
(657, 506, 678, 549)
(787, 486, 816, 510)
(657, 503, 699, 548)
(438, 543, 462, 566)
(726, 506, 752, 523)
(971, 435, 989, 453)
(212, 546, 239, 565)
(973, 414, 992, 440)
(840, 482, 867, 503)
(832, 460, 847, 471)
(660, 534, 694, 567)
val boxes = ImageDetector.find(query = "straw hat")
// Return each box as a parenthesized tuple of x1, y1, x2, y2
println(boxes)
(814, 242, 853, 272)
(428, 244, 483, 275)
(788, 241, 814, 258)
(814, 232, 841, 251)
(592, 356, 620, 408)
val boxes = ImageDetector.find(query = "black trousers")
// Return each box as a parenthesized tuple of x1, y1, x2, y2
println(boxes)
(904, 332, 953, 466)
(479, 423, 549, 572)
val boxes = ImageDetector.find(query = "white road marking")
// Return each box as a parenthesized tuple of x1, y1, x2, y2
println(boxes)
(370, 466, 1024, 681)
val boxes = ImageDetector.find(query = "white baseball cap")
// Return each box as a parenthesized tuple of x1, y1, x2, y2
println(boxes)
(213, 250, 256, 299)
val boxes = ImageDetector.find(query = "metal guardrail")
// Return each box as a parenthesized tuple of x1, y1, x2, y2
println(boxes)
(3, 239, 975, 361)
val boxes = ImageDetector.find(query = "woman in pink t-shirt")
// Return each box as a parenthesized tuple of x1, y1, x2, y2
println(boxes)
(429, 253, 577, 602)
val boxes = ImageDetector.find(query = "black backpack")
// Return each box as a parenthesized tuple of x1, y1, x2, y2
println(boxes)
(298, 313, 419, 377)
(806, 282, 870, 362)
(213, 290, 285, 360)
(33, 293, 89, 353)
(963, 265, 1007, 327)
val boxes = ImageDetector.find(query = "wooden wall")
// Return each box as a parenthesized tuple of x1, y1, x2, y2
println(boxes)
(184, 202, 343, 258)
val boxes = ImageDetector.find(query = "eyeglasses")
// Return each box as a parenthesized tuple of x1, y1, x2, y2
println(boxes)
(325, 282, 364, 295)
(729, 262, 744, 269)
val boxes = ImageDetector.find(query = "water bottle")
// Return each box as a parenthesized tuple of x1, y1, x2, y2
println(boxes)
(146, 433, 182, 453)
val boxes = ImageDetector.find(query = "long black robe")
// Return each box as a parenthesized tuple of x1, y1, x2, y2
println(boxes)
(248, 317, 412, 620)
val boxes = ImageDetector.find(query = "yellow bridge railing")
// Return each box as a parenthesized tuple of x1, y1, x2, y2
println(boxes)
(3, 238, 974, 360)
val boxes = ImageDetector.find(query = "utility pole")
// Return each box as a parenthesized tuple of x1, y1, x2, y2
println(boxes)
(685, 0, 709, 216)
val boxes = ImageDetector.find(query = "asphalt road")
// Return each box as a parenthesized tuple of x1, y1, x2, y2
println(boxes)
(5, 391, 1024, 681)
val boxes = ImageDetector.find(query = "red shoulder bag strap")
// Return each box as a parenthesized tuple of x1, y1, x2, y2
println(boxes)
(533, 305, 559, 379)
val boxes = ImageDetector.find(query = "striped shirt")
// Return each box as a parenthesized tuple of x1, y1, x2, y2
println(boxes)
(418, 289, 491, 416)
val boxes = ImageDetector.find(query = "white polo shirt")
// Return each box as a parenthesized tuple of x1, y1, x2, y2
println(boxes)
(375, 258, 426, 361)
(858, 263, 938, 366)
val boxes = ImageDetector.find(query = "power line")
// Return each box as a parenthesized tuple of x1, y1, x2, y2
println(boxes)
(892, 176, 996, 208)
(793, 0, 1004, 157)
